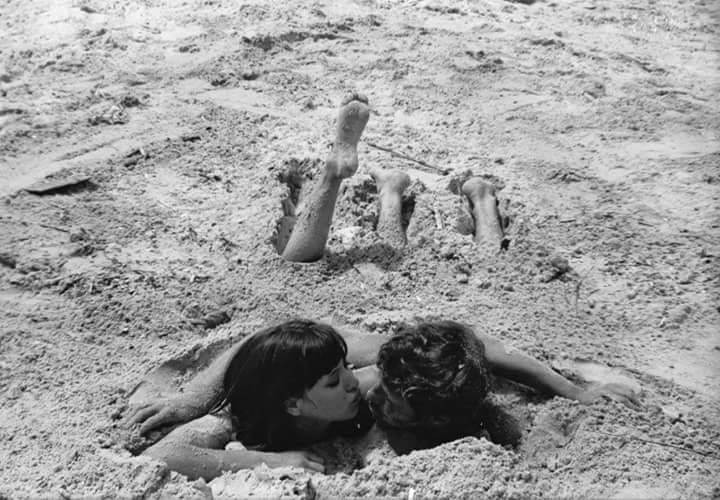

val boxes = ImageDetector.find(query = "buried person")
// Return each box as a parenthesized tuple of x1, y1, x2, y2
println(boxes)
(279, 93, 506, 263)
(128, 319, 638, 480)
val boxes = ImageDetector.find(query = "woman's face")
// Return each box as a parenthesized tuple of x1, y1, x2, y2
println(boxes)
(297, 360, 361, 422)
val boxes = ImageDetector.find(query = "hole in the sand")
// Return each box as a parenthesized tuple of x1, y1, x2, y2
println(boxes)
(271, 158, 320, 254)
(324, 243, 404, 272)
(400, 192, 416, 234)
(337, 177, 380, 230)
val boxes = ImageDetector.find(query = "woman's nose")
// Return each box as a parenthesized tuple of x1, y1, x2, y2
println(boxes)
(343, 371, 359, 392)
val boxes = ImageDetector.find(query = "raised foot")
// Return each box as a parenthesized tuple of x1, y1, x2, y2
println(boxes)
(325, 93, 370, 179)
(461, 177, 496, 204)
(461, 178, 504, 245)
(370, 167, 411, 195)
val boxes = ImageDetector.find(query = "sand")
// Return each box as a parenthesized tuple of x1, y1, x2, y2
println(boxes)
(1, 0, 719, 498)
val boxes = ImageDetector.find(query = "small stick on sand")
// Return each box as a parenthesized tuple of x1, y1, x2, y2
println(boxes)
(432, 205, 444, 230)
(596, 430, 719, 460)
(0, 218, 71, 233)
(364, 141, 451, 175)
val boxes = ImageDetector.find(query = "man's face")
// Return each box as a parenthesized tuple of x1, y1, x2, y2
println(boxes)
(366, 379, 417, 428)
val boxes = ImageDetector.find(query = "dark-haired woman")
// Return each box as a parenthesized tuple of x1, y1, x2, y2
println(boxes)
(135, 320, 375, 479)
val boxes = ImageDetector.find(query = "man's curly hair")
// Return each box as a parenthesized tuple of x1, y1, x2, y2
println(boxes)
(376, 320, 492, 443)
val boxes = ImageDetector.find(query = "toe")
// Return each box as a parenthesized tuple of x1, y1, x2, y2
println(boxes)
(341, 92, 369, 106)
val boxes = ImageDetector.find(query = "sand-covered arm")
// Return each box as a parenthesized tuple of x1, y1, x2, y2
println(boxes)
(144, 414, 324, 480)
(475, 332, 639, 407)
(131, 321, 382, 435)
(129, 339, 248, 435)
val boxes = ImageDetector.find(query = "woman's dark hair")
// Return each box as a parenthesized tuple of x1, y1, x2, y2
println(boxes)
(212, 319, 349, 451)
(377, 320, 520, 451)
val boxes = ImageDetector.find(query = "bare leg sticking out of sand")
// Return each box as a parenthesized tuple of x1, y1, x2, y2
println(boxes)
(370, 168, 411, 247)
(281, 95, 504, 261)
(282, 94, 370, 262)
(461, 178, 505, 246)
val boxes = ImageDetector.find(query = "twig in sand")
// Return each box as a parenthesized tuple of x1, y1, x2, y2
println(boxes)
(596, 430, 719, 460)
(573, 276, 583, 316)
(0, 218, 70, 233)
(38, 223, 70, 233)
(432, 205, 444, 230)
(364, 141, 451, 175)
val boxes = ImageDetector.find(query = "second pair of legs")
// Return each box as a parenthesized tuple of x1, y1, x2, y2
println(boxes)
(282, 94, 505, 263)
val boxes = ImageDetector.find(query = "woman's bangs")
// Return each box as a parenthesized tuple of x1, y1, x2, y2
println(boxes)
(302, 328, 347, 386)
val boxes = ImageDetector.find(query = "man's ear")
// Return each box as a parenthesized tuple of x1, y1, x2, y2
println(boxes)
(285, 397, 302, 416)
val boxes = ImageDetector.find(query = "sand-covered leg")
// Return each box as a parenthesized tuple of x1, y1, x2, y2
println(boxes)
(461, 178, 504, 247)
(281, 94, 370, 262)
(370, 168, 411, 247)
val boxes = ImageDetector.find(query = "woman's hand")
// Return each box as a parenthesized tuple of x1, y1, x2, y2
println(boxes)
(577, 382, 641, 409)
(264, 451, 326, 473)
(127, 395, 205, 435)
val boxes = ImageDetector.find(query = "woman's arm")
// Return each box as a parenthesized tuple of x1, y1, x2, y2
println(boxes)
(144, 414, 325, 480)
(129, 338, 249, 434)
(130, 324, 383, 435)
(474, 331, 639, 406)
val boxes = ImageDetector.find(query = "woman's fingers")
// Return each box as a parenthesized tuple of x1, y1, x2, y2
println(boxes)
(125, 402, 151, 421)
(304, 457, 325, 473)
(305, 451, 324, 464)
(126, 405, 158, 426)
(139, 411, 172, 435)
(302, 451, 325, 473)
(601, 384, 641, 410)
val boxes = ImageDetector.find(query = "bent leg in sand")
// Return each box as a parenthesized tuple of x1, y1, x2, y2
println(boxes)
(461, 178, 504, 247)
(370, 168, 411, 248)
(282, 94, 370, 262)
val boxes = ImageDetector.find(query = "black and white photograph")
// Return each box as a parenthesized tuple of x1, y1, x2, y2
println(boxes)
(1, 0, 718, 498)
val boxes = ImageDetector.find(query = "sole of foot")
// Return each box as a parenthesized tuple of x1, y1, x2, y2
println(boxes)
(326, 93, 370, 179)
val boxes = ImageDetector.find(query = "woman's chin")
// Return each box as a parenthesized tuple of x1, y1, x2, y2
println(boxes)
(348, 401, 361, 417)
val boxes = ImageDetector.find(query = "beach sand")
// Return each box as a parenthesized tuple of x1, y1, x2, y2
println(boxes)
(1, 0, 719, 497)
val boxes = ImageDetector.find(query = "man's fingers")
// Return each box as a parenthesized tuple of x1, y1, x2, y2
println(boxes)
(606, 390, 641, 410)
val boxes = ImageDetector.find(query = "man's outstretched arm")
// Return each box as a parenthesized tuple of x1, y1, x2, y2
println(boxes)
(475, 331, 639, 407)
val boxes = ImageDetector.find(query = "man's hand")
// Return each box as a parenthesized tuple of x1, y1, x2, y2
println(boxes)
(577, 382, 641, 410)
(264, 450, 326, 473)
(126, 395, 206, 435)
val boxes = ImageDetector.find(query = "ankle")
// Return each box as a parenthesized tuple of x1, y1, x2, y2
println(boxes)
(321, 168, 344, 186)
